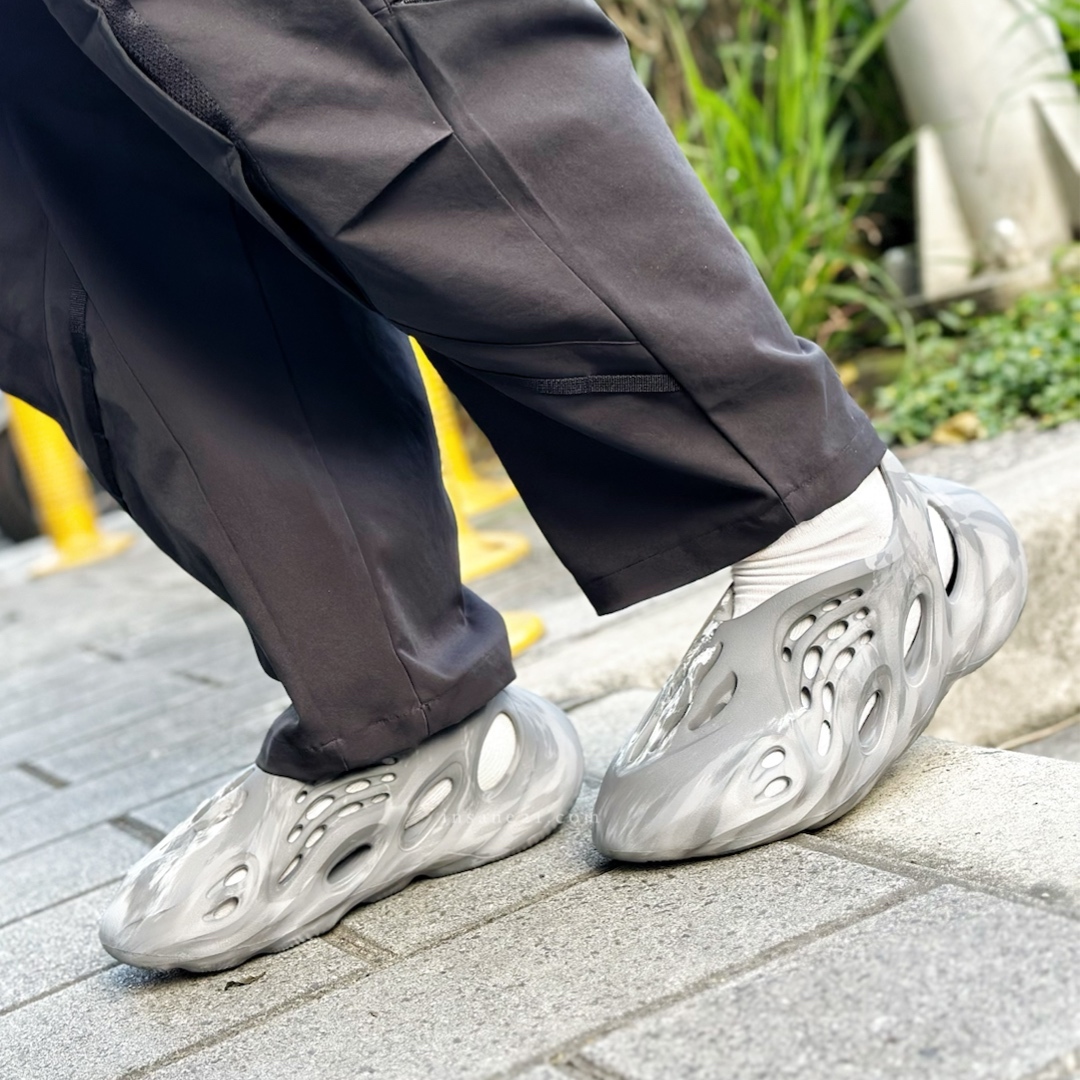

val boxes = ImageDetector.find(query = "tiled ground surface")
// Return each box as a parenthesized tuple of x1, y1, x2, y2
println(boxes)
(1, 501, 1078, 1080)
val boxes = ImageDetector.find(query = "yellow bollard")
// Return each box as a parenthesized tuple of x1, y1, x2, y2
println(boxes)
(410, 341, 545, 655)
(441, 453, 531, 584)
(6, 396, 132, 576)
(503, 610, 546, 657)
(411, 340, 518, 516)
(412, 339, 531, 582)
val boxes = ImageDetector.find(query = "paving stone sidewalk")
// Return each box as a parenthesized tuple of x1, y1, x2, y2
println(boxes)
(1, 476, 1078, 1079)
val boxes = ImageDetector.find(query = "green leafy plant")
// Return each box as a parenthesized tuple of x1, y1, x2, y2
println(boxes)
(874, 271, 1080, 445)
(670, 0, 913, 351)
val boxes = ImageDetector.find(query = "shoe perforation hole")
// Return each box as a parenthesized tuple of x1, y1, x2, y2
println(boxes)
(207, 897, 239, 921)
(294, 790, 308, 805)
(478, 713, 518, 791)
(827, 621, 847, 640)
(803, 647, 822, 680)
(857, 631, 874, 648)
(327, 844, 372, 885)
(379, 773, 396, 784)
(381, 757, 398, 766)
(857, 690, 886, 749)
(781, 647, 792, 663)
(687, 671, 737, 731)
(345, 779, 371, 795)
(287, 824, 303, 843)
(854, 608, 870, 621)
(818, 720, 832, 755)
(789, 615, 816, 641)
(763, 776, 791, 798)
(304, 825, 326, 849)
(822, 599, 841, 612)
(800, 687, 812, 709)
(371, 792, 389, 804)
(903, 596, 925, 659)
(336, 803, 363, 819)
(833, 648, 855, 674)
(404, 777, 454, 829)
(222, 866, 248, 888)
(279, 855, 302, 884)
(305, 795, 335, 821)
(822, 683, 835, 712)
(760, 748, 785, 770)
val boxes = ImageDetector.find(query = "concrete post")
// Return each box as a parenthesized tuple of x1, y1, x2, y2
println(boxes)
(870, 0, 1080, 301)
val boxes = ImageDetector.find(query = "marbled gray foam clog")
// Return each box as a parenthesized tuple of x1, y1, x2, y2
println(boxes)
(593, 452, 1027, 862)
(100, 686, 583, 972)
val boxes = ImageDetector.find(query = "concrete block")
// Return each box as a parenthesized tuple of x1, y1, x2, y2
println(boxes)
(0, 940, 367, 1080)
(0, 671, 203, 771)
(580, 886, 1080, 1080)
(570, 688, 657, 781)
(0, 886, 115, 1012)
(341, 786, 606, 955)
(1014, 716, 1080, 762)
(142, 845, 907, 1080)
(924, 441, 1080, 745)
(0, 767, 54, 813)
(31, 675, 284, 784)
(0, 825, 147, 928)
(0, 710, 273, 860)
(821, 738, 1080, 911)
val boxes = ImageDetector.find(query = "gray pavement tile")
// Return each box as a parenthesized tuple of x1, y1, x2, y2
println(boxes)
(95, 609, 248, 663)
(0, 825, 147, 928)
(0, 651, 104, 723)
(0, 768, 55, 813)
(168, 636, 266, 686)
(139, 845, 908, 1080)
(0, 673, 204, 771)
(819, 738, 1080, 911)
(30, 676, 285, 784)
(341, 786, 607, 955)
(0, 713, 272, 862)
(0, 941, 367, 1080)
(0, 654, 159, 735)
(579, 885, 1080, 1080)
(570, 688, 657, 781)
(0, 886, 115, 1013)
(1015, 718, 1080, 763)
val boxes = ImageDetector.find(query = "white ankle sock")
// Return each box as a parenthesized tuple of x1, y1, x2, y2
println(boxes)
(731, 471, 894, 618)
(731, 470, 958, 617)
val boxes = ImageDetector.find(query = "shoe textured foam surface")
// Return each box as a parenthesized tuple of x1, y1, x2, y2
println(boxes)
(593, 451, 1028, 862)
(99, 687, 583, 972)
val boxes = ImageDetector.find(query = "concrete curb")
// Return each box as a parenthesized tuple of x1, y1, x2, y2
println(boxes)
(924, 438, 1080, 746)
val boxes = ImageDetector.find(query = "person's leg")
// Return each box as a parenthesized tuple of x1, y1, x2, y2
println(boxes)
(1, 0, 515, 783)
(44, 0, 886, 616)
(22, 0, 1026, 962)
(1, 0, 583, 974)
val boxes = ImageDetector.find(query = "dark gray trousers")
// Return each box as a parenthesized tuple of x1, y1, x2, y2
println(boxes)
(0, 0, 884, 781)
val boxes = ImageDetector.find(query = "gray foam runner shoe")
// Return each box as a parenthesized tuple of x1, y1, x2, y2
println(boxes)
(100, 686, 583, 972)
(593, 451, 1027, 862)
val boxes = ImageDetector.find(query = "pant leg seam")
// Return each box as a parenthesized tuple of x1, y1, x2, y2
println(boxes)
(227, 200, 428, 727)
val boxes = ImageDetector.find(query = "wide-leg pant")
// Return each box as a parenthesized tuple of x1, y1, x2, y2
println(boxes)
(0, 0, 884, 781)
